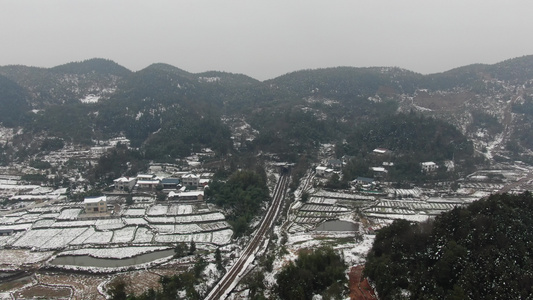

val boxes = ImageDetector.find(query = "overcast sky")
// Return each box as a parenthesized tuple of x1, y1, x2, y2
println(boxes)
(2, 0, 532, 80)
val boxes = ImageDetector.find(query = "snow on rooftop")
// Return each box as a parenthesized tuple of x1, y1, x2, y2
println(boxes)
(83, 196, 107, 203)
(80, 94, 100, 103)
(373, 148, 388, 154)
(114, 177, 136, 183)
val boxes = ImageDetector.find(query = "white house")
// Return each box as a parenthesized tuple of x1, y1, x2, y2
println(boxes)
(137, 174, 156, 180)
(136, 179, 160, 190)
(84, 196, 107, 213)
(421, 161, 438, 173)
(181, 174, 200, 187)
(113, 177, 136, 191)
(373, 148, 388, 155)
(316, 166, 328, 176)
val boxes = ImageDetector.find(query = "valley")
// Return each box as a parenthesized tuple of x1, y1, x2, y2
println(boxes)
(1, 56, 533, 298)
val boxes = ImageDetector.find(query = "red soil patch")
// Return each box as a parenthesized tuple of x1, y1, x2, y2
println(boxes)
(348, 265, 377, 300)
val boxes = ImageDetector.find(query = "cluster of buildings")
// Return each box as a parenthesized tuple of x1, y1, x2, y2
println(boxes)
(315, 148, 443, 188)
(83, 172, 212, 215)
(113, 172, 211, 192)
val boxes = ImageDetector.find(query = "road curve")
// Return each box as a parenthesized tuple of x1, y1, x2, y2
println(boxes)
(205, 172, 289, 300)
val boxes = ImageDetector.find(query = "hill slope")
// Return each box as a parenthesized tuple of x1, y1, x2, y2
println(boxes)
(364, 192, 533, 299)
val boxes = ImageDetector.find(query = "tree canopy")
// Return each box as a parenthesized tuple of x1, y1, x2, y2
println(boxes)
(364, 192, 533, 299)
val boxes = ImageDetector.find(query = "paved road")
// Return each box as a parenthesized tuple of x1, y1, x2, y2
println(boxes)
(205, 172, 289, 300)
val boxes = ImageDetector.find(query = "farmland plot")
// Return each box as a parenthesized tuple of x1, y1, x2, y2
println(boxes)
(133, 227, 154, 243)
(0, 249, 53, 266)
(60, 246, 169, 259)
(210, 229, 233, 245)
(122, 208, 146, 216)
(12, 228, 65, 249)
(40, 227, 88, 250)
(0, 215, 20, 224)
(28, 206, 62, 213)
(147, 205, 168, 216)
(308, 197, 337, 205)
(146, 216, 175, 223)
(300, 204, 350, 213)
(124, 218, 148, 226)
(167, 204, 193, 215)
(70, 227, 96, 245)
(40, 213, 60, 219)
(0, 223, 33, 231)
(83, 230, 114, 245)
(313, 190, 373, 200)
(151, 224, 175, 234)
(57, 208, 82, 220)
(154, 234, 193, 243)
(0, 232, 22, 248)
(199, 212, 225, 222)
(95, 218, 124, 230)
(175, 224, 203, 234)
(111, 226, 136, 243)
(19, 213, 42, 222)
(384, 188, 423, 198)
(52, 220, 95, 228)
(198, 221, 230, 231)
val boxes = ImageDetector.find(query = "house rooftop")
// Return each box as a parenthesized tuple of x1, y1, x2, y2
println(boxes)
(355, 177, 374, 183)
(168, 191, 204, 198)
(137, 174, 156, 179)
(328, 159, 342, 164)
(114, 177, 136, 183)
(373, 148, 388, 154)
(84, 196, 107, 203)
(182, 174, 199, 179)
(161, 178, 180, 185)
(137, 179, 160, 184)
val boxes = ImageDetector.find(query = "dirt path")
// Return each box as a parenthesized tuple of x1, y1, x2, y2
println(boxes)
(348, 265, 377, 300)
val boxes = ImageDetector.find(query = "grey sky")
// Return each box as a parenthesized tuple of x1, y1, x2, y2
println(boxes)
(2, 0, 532, 80)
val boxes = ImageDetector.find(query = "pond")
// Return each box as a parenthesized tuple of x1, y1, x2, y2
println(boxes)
(49, 249, 174, 268)
(314, 220, 357, 232)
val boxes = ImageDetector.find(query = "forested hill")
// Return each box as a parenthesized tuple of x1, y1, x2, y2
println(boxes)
(364, 192, 533, 299)
(265, 66, 422, 98)
(2, 55, 533, 163)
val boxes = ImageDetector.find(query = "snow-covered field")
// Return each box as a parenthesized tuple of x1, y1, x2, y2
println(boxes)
(0, 200, 234, 265)
(59, 246, 169, 259)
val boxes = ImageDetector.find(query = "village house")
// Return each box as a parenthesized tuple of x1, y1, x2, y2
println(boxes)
(136, 178, 160, 190)
(84, 196, 108, 213)
(315, 165, 334, 177)
(168, 190, 204, 203)
(137, 174, 156, 180)
(315, 166, 328, 176)
(327, 159, 343, 170)
(371, 166, 388, 180)
(161, 178, 180, 190)
(181, 173, 200, 187)
(352, 177, 375, 188)
(373, 148, 389, 155)
(113, 177, 136, 191)
(421, 161, 438, 173)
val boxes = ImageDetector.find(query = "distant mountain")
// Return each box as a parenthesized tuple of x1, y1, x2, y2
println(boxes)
(0, 74, 30, 127)
(50, 58, 131, 76)
(0, 58, 131, 107)
(2, 55, 533, 163)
